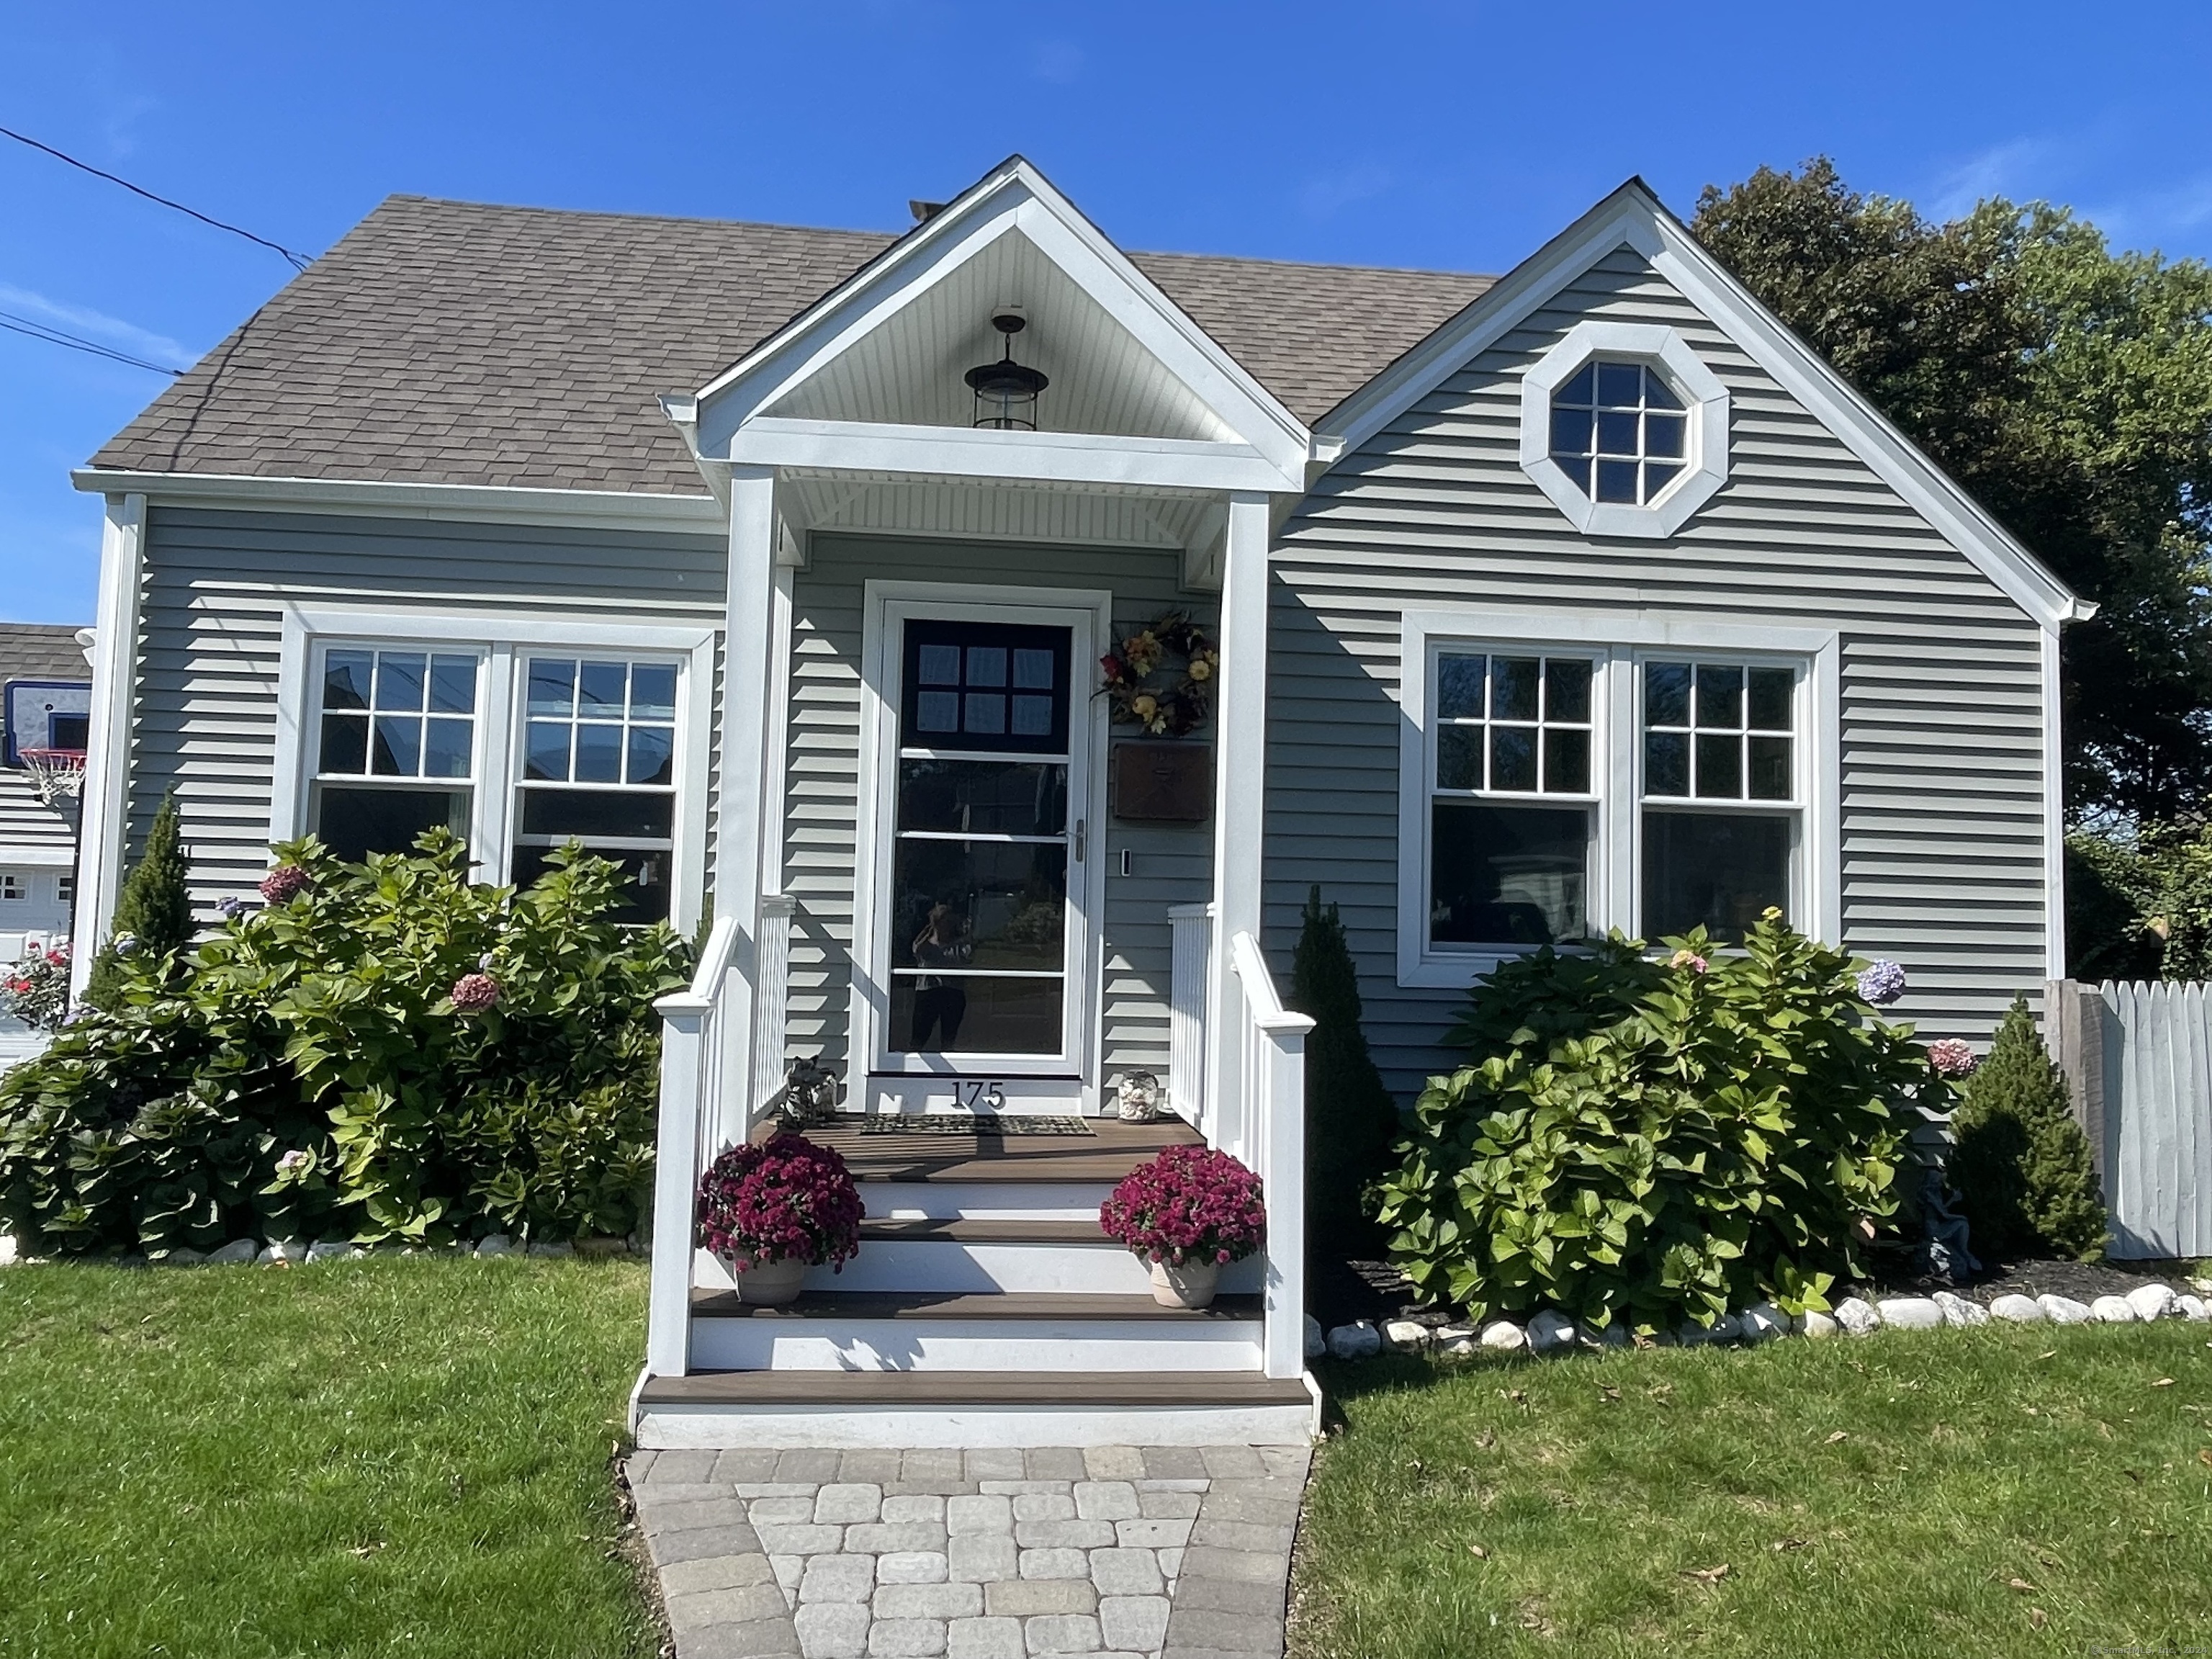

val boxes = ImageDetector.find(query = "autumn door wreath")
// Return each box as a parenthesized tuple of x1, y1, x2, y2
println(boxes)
(1098, 611, 1218, 737)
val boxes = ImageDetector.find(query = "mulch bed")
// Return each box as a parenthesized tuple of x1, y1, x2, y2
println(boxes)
(1308, 1251, 2208, 1332)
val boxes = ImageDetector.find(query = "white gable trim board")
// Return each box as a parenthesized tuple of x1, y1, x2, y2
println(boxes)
(1317, 181, 2089, 633)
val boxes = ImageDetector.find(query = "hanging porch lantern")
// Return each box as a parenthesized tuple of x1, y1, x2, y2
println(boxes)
(965, 309, 1048, 431)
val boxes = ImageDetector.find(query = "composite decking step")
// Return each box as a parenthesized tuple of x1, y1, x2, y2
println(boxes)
(799, 1118, 1202, 1184)
(855, 1216, 1108, 1245)
(691, 1287, 1261, 1321)
(637, 1367, 1310, 1409)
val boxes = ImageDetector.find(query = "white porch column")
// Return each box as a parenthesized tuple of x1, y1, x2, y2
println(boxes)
(70, 492, 145, 999)
(1204, 492, 1272, 1156)
(712, 464, 781, 1148)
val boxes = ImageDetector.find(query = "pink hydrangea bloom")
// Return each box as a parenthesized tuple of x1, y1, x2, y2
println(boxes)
(1100, 1144, 1266, 1267)
(450, 972, 503, 1013)
(1668, 948, 1709, 974)
(259, 865, 312, 904)
(1927, 1038, 1977, 1078)
(696, 1133, 863, 1270)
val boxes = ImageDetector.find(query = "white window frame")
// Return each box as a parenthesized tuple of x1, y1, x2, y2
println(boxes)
(1519, 321, 1731, 539)
(848, 580, 1112, 1108)
(272, 605, 717, 930)
(1398, 607, 1840, 989)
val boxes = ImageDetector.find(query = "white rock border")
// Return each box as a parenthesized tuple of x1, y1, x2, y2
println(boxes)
(1321, 1280, 2212, 1362)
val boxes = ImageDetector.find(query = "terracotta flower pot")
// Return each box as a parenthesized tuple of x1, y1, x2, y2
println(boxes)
(719, 1252, 807, 1305)
(1149, 1257, 1220, 1309)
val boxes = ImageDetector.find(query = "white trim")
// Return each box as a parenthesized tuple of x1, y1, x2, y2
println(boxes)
(693, 158, 1309, 477)
(2042, 626, 2067, 979)
(0, 847, 76, 868)
(1395, 605, 1840, 988)
(723, 419, 1298, 496)
(1517, 321, 1730, 538)
(71, 468, 723, 534)
(269, 603, 716, 931)
(846, 580, 1111, 1099)
(70, 492, 145, 996)
(1318, 181, 2090, 631)
(1203, 493, 1272, 1138)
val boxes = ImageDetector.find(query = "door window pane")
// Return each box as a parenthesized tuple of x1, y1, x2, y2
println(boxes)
(1430, 801, 1591, 947)
(889, 974, 1064, 1057)
(1642, 811, 1790, 942)
(897, 760, 1067, 837)
(891, 840, 1067, 973)
(900, 621, 1069, 755)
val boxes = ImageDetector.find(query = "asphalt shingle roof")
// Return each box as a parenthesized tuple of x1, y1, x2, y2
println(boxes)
(89, 195, 1495, 495)
(0, 624, 90, 685)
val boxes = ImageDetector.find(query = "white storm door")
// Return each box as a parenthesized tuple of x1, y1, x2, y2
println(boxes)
(864, 599, 1099, 1095)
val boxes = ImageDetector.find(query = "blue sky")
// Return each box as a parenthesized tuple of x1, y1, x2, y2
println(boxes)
(4, 1, 2210, 623)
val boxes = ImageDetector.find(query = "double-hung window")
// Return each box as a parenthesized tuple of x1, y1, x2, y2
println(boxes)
(312, 647, 480, 862)
(1403, 614, 1834, 984)
(1427, 649, 1599, 948)
(291, 617, 710, 927)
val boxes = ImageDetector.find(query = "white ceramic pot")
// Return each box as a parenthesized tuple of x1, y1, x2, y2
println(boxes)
(720, 1252, 807, 1305)
(1148, 1256, 1220, 1309)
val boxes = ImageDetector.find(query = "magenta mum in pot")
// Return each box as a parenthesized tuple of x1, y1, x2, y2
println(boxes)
(1100, 1143, 1266, 1308)
(696, 1133, 863, 1305)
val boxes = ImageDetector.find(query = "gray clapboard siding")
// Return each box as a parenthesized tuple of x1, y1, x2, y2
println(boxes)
(1267, 243, 2051, 1095)
(128, 505, 727, 914)
(781, 532, 1215, 1083)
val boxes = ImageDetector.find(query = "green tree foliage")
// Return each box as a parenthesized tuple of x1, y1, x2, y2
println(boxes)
(2064, 823, 2212, 981)
(1948, 997, 2108, 1262)
(0, 832, 690, 1256)
(1694, 161, 2212, 825)
(82, 790, 195, 1012)
(1372, 918, 1943, 1331)
(1288, 887, 1398, 1256)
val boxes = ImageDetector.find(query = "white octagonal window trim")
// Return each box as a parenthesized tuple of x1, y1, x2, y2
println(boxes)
(1519, 321, 1730, 539)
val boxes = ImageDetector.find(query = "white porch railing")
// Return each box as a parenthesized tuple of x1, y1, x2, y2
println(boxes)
(1226, 931, 1314, 1381)
(644, 913, 740, 1377)
(1166, 902, 1214, 1133)
(751, 894, 796, 1115)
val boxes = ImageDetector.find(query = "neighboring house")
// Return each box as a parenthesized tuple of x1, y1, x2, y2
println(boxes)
(73, 158, 2087, 1446)
(0, 623, 89, 961)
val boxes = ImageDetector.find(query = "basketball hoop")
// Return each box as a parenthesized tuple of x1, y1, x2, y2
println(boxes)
(18, 747, 86, 808)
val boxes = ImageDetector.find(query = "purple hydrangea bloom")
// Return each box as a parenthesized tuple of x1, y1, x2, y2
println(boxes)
(112, 932, 139, 958)
(217, 896, 246, 919)
(1857, 959, 1907, 1006)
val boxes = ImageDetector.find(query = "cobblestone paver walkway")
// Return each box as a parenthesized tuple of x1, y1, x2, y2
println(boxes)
(624, 1444, 1310, 1659)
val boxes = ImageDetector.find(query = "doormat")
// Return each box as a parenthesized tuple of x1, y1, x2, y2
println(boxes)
(857, 1115, 1096, 1137)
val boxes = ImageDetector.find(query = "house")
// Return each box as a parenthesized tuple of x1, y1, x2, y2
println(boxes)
(73, 158, 2087, 1446)
(0, 624, 89, 958)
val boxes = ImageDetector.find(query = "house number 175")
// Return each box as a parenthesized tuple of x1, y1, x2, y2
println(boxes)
(954, 1079, 1005, 1110)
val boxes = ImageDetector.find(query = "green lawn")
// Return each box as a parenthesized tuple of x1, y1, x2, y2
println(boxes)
(0, 1256, 658, 1659)
(1292, 1325, 2212, 1659)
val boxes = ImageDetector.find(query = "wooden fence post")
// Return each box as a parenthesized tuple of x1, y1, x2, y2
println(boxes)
(2043, 979, 2108, 1195)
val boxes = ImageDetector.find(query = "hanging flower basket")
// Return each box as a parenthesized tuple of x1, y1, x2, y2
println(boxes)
(1100, 1144, 1265, 1308)
(696, 1133, 864, 1305)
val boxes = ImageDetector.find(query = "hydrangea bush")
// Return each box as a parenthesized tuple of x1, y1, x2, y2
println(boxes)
(0, 831, 690, 1256)
(1372, 914, 1956, 1334)
(696, 1133, 863, 1271)
(1100, 1144, 1267, 1267)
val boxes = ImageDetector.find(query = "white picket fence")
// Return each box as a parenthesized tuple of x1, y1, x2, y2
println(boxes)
(2048, 979, 2212, 1259)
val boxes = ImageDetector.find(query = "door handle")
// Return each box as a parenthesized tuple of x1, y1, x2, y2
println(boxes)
(1074, 819, 1087, 863)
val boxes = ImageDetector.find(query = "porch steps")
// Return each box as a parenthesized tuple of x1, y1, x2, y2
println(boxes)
(638, 1115, 1318, 1449)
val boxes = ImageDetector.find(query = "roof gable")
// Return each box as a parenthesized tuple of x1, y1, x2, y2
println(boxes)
(1320, 181, 2087, 630)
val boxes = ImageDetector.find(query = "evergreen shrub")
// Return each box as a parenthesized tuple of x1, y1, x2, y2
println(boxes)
(1947, 995, 2109, 1262)
(1371, 914, 1948, 1332)
(82, 790, 194, 1012)
(1289, 886, 1398, 1256)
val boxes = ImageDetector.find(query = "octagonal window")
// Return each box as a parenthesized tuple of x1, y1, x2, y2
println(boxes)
(1547, 359, 1689, 505)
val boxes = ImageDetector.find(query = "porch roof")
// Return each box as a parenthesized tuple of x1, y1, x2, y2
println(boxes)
(86, 194, 1493, 498)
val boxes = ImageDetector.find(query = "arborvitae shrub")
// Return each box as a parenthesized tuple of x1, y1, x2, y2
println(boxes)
(1289, 886, 1398, 1256)
(83, 790, 195, 1012)
(1948, 996, 2109, 1262)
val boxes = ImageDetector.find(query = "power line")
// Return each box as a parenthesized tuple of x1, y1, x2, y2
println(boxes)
(0, 122, 313, 271)
(0, 308, 184, 376)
